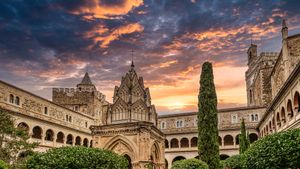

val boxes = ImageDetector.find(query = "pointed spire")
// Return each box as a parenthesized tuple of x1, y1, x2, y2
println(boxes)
(80, 72, 93, 85)
(130, 49, 135, 68)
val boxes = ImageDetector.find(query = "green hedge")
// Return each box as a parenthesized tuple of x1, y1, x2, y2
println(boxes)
(26, 146, 128, 169)
(221, 155, 243, 169)
(0, 160, 8, 169)
(243, 129, 300, 169)
(171, 159, 209, 169)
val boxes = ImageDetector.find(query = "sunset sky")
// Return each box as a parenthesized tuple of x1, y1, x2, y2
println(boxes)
(0, 0, 300, 114)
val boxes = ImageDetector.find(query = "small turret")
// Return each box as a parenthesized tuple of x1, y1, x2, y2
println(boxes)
(77, 72, 96, 91)
(247, 43, 258, 65)
(281, 19, 288, 41)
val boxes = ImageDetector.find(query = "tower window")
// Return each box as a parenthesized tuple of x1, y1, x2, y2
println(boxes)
(44, 107, 48, 115)
(75, 105, 79, 112)
(9, 94, 14, 104)
(15, 96, 20, 105)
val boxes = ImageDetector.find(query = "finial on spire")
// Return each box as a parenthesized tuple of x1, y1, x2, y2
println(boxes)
(130, 49, 134, 68)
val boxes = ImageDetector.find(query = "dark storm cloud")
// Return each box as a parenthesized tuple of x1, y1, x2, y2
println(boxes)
(0, 0, 300, 113)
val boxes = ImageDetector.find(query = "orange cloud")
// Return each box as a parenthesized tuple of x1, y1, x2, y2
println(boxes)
(88, 23, 144, 48)
(70, 0, 144, 20)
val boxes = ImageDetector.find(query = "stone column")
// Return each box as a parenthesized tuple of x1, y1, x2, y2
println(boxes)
(53, 134, 57, 147)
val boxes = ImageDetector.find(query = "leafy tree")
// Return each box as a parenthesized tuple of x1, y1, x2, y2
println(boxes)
(0, 160, 9, 169)
(221, 155, 244, 169)
(198, 62, 220, 169)
(0, 108, 38, 166)
(243, 129, 300, 169)
(171, 159, 209, 169)
(239, 118, 250, 154)
(26, 146, 128, 169)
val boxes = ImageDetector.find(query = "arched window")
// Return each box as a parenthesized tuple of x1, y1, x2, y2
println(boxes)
(165, 139, 169, 148)
(17, 122, 29, 132)
(287, 99, 294, 119)
(191, 137, 197, 147)
(294, 91, 300, 112)
(251, 114, 255, 122)
(281, 107, 286, 124)
(218, 136, 222, 145)
(90, 140, 93, 148)
(235, 134, 240, 145)
(269, 121, 272, 133)
(56, 132, 64, 143)
(224, 135, 234, 146)
(172, 156, 186, 164)
(75, 136, 81, 145)
(124, 154, 132, 169)
(32, 126, 42, 139)
(66, 134, 73, 145)
(249, 133, 258, 143)
(255, 114, 258, 121)
(170, 138, 179, 148)
(15, 96, 20, 105)
(161, 121, 166, 129)
(180, 138, 189, 148)
(276, 112, 281, 127)
(83, 138, 89, 147)
(9, 94, 14, 104)
(45, 129, 54, 141)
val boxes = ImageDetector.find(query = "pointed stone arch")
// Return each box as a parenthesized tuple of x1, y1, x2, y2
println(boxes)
(150, 141, 161, 163)
(103, 135, 137, 162)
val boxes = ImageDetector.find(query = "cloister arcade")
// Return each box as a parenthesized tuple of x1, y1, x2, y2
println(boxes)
(16, 121, 92, 148)
(165, 133, 258, 150)
(260, 91, 300, 136)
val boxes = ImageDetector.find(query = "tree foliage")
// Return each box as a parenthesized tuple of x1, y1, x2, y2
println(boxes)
(171, 159, 209, 169)
(221, 155, 244, 169)
(0, 160, 9, 169)
(198, 62, 220, 169)
(239, 119, 250, 154)
(0, 108, 38, 166)
(26, 146, 128, 169)
(243, 129, 300, 169)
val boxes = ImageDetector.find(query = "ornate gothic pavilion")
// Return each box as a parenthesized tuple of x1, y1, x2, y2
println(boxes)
(0, 19, 299, 169)
(91, 62, 165, 169)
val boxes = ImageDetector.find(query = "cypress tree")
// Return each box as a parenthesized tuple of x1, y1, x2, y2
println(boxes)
(239, 118, 250, 154)
(197, 62, 220, 169)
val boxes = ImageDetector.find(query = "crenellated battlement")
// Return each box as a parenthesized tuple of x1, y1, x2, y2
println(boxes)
(52, 87, 106, 101)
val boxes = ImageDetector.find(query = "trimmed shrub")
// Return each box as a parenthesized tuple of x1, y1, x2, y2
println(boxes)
(171, 159, 209, 169)
(243, 129, 300, 169)
(26, 146, 128, 169)
(0, 160, 9, 169)
(221, 155, 243, 169)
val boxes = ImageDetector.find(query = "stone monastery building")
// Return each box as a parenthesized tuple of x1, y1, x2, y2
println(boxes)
(0, 20, 300, 169)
